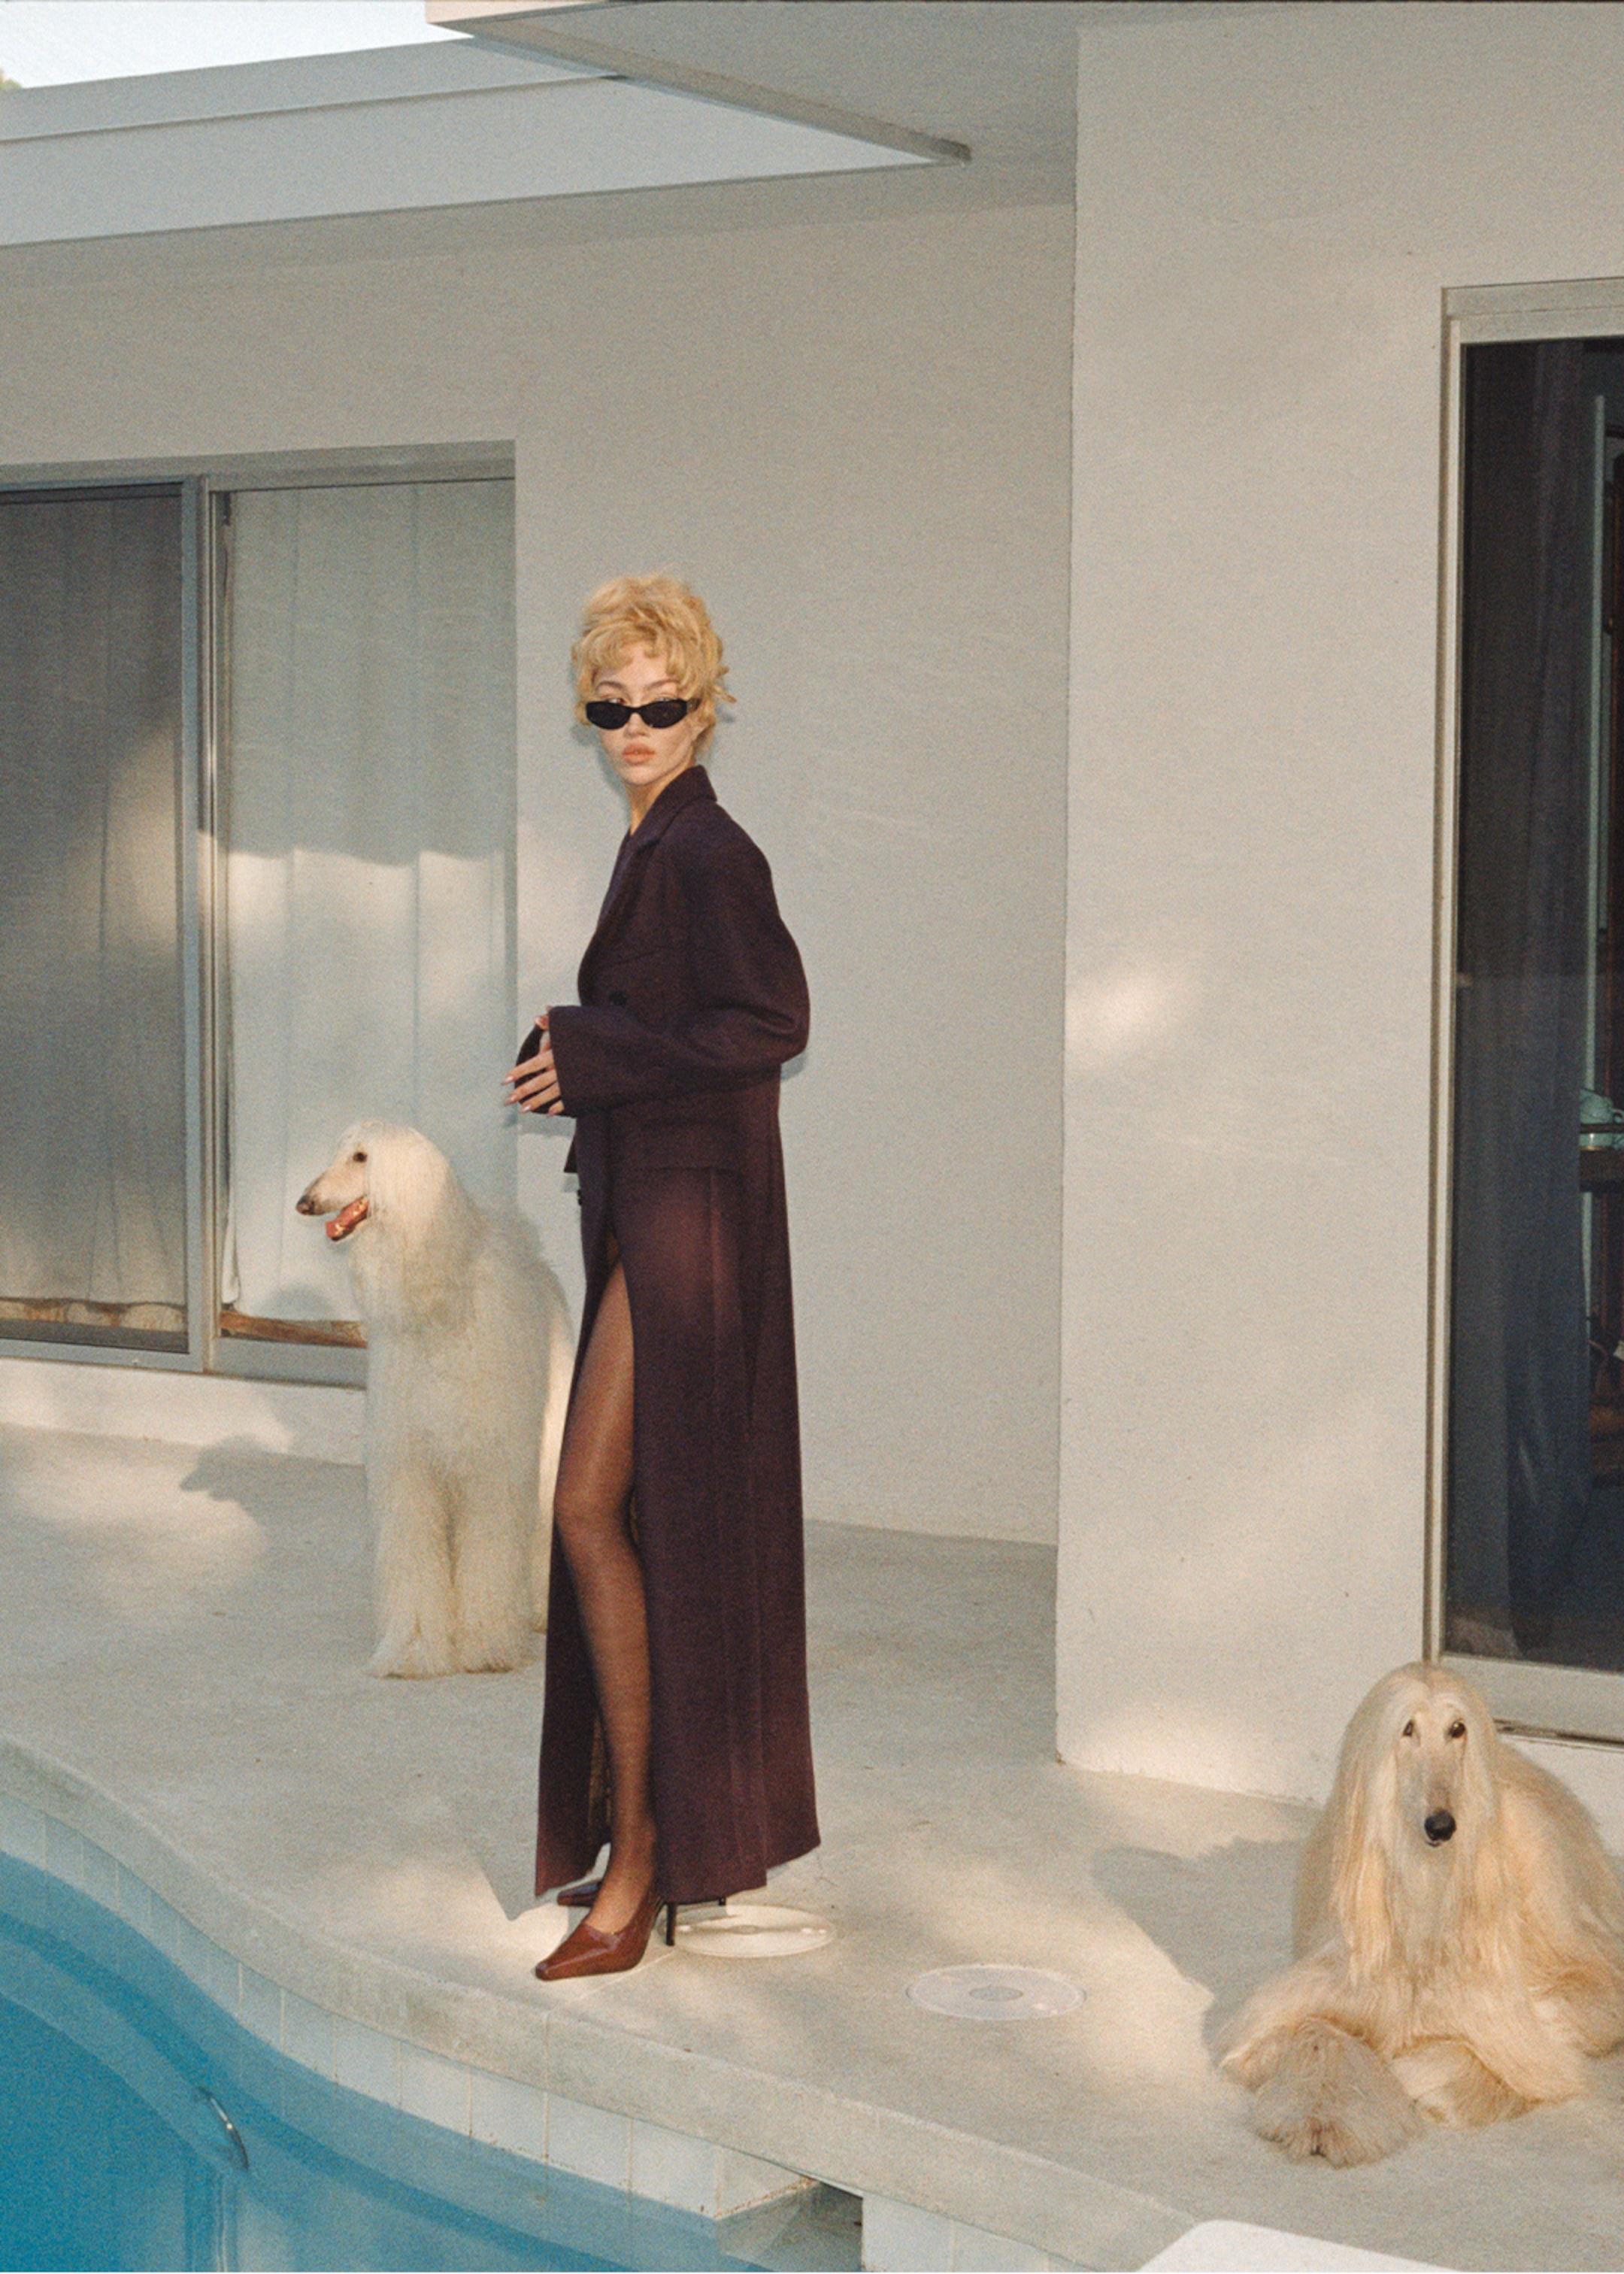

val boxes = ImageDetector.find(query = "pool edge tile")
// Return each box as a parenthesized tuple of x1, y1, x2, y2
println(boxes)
(863, 2194, 956, 2274)
(172, 1911, 216, 1991)
(332, 2017, 402, 2106)
(283, 1988, 337, 2080)
(240, 1964, 283, 2048)
(44, 1815, 83, 1890)
(114, 1860, 153, 1936)
(0, 1795, 48, 1869)
(399, 2044, 472, 2134)
(629, 2117, 720, 2215)
(547, 2093, 630, 2191)
(79, 1836, 120, 1912)
(146, 1894, 183, 1964)
(205, 1939, 242, 2019)
(470, 2066, 547, 2160)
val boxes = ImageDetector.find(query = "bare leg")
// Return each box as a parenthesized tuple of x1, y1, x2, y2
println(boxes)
(550, 1260, 656, 1933)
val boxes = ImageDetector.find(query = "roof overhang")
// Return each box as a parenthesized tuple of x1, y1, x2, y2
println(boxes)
(426, 1, 967, 169)
(0, 20, 963, 249)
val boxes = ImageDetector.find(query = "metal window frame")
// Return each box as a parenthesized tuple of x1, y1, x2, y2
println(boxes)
(1431, 280, 1624, 1745)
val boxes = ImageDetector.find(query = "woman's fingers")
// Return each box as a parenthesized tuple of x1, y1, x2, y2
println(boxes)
(508, 1070, 559, 1108)
(505, 1009, 562, 1112)
(504, 1040, 562, 1113)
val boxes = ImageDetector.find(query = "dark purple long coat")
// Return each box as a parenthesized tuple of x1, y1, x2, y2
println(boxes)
(529, 764, 819, 1906)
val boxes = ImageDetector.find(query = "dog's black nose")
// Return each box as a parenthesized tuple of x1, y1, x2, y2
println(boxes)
(1424, 1809, 1456, 1845)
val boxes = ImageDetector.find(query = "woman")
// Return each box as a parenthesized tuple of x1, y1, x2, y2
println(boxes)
(505, 575, 818, 1981)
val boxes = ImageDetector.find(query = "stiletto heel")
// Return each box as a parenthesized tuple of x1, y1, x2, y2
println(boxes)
(535, 1879, 665, 1981)
(664, 1900, 677, 1946)
(563, 1881, 722, 1925)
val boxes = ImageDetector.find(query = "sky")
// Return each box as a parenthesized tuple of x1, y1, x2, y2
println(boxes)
(0, 2, 461, 86)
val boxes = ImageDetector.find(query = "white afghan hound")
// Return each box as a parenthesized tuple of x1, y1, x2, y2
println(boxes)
(298, 1123, 570, 1678)
(1220, 1661, 1624, 2165)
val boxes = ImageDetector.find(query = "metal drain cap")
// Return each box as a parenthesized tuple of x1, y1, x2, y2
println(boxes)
(906, 1963, 1084, 2020)
(674, 1903, 833, 1958)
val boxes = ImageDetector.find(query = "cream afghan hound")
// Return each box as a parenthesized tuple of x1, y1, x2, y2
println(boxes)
(298, 1123, 570, 1678)
(1220, 1662, 1624, 2166)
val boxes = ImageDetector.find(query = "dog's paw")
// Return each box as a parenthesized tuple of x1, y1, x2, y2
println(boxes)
(454, 1638, 526, 1674)
(1392, 2041, 1537, 2128)
(450, 1613, 530, 1673)
(368, 1632, 456, 1678)
(1252, 2091, 1409, 2166)
(1247, 2021, 1423, 2166)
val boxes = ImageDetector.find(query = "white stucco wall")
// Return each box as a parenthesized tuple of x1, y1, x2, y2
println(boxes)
(0, 173, 1071, 1544)
(1060, 0, 1624, 1800)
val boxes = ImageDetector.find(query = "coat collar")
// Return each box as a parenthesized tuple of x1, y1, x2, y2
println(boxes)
(627, 761, 715, 847)
(585, 764, 715, 970)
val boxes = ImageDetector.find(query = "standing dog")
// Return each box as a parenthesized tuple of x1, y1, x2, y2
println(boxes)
(1220, 1662, 1624, 2164)
(298, 1122, 568, 1677)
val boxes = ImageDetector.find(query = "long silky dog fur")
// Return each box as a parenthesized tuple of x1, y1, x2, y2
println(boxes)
(299, 1121, 570, 1678)
(1220, 1662, 1624, 2165)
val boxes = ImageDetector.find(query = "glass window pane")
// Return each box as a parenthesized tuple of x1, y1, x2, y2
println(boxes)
(0, 487, 186, 1351)
(1448, 339, 1624, 1669)
(217, 479, 515, 1349)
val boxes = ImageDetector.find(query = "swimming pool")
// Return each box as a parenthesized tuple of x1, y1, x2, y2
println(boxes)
(0, 1852, 851, 2271)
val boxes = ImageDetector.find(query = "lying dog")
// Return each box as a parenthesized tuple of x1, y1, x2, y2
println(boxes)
(1220, 1661, 1624, 2163)
(298, 1122, 568, 1676)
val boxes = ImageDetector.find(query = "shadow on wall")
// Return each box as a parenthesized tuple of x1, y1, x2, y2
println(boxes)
(1092, 1837, 1301, 2054)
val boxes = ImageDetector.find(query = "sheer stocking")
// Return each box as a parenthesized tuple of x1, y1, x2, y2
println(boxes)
(550, 1257, 656, 1933)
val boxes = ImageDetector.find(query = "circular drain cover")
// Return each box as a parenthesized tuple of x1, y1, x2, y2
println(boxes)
(674, 1903, 834, 1959)
(906, 1964, 1084, 2020)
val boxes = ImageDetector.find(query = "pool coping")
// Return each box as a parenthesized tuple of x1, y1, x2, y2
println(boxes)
(0, 1739, 1155, 2272)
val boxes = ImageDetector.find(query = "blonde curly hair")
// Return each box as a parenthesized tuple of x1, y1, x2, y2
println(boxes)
(571, 574, 733, 753)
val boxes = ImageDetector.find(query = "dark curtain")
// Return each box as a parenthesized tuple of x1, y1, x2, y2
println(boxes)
(0, 488, 186, 1337)
(1447, 340, 1591, 1651)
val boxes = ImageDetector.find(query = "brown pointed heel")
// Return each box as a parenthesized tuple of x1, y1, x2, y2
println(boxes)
(556, 1876, 725, 1919)
(533, 1882, 675, 1981)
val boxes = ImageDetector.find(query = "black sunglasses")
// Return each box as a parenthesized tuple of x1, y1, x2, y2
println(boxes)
(584, 697, 694, 731)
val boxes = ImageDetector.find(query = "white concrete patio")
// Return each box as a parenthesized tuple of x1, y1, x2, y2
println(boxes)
(0, 1418, 1621, 2271)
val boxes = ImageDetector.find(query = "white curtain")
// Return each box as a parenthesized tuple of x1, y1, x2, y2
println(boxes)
(223, 481, 515, 1322)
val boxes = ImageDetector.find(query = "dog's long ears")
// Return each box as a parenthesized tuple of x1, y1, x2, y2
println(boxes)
(1324, 1751, 1397, 1974)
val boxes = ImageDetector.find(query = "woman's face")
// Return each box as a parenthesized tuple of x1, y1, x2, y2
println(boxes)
(591, 644, 704, 821)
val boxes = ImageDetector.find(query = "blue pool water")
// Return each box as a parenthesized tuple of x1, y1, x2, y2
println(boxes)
(0, 1852, 790, 2272)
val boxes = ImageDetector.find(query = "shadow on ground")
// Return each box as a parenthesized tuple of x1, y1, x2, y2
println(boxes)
(1092, 1836, 1301, 2051)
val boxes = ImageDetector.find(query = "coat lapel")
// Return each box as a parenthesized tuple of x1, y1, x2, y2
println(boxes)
(579, 765, 715, 994)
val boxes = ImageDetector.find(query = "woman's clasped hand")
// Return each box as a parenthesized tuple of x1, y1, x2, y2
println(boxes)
(504, 1012, 562, 1116)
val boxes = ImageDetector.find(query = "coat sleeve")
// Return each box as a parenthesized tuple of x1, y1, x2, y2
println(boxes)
(547, 826, 809, 1111)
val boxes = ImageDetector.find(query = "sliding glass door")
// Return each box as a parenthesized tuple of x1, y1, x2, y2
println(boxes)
(0, 464, 515, 1381)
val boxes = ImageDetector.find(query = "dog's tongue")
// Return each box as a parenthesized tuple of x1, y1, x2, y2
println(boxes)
(327, 1196, 370, 1241)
